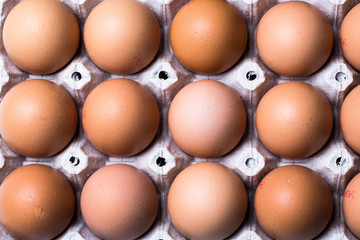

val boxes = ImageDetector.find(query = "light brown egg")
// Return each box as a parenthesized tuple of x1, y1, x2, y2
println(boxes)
(340, 85, 360, 154)
(168, 79, 246, 158)
(167, 162, 248, 240)
(2, 0, 80, 75)
(170, 0, 247, 75)
(256, 1, 333, 77)
(255, 81, 333, 159)
(340, 3, 360, 72)
(0, 79, 78, 158)
(343, 172, 360, 238)
(82, 78, 159, 157)
(255, 165, 333, 240)
(80, 164, 158, 240)
(0, 164, 75, 240)
(84, 0, 160, 75)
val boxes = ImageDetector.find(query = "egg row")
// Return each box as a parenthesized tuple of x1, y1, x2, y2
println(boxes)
(3, 0, 360, 78)
(1, 78, 360, 160)
(1, 161, 360, 240)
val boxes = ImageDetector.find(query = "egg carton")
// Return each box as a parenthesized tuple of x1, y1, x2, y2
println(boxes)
(0, 0, 360, 239)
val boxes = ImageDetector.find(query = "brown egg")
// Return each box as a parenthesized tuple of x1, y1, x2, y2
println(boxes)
(168, 79, 246, 158)
(2, 0, 80, 75)
(255, 81, 333, 159)
(0, 79, 78, 158)
(170, 0, 247, 75)
(340, 3, 360, 72)
(255, 165, 333, 240)
(340, 85, 360, 154)
(82, 78, 159, 157)
(167, 162, 248, 240)
(80, 164, 158, 240)
(256, 1, 333, 77)
(0, 164, 75, 240)
(343, 172, 360, 238)
(84, 0, 160, 75)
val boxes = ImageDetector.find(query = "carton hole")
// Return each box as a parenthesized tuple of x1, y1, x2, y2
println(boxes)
(71, 72, 82, 81)
(156, 157, 166, 167)
(246, 71, 257, 81)
(245, 158, 258, 169)
(335, 72, 346, 82)
(158, 71, 168, 80)
(336, 157, 346, 167)
(69, 156, 80, 166)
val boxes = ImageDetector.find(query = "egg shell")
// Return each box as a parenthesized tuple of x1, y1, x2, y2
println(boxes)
(2, 0, 80, 75)
(0, 0, 359, 239)
(82, 78, 159, 157)
(168, 79, 246, 158)
(167, 162, 248, 240)
(340, 85, 360, 155)
(84, 0, 161, 75)
(255, 165, 333, 240)
(0, 164, 75, 240)
(80, 164, 158, 240)
(170, 0, 247, 75)
(343, 172, 360, 238)
(340, 3, 360, 72)
(0, 79, 78, 158)
(255, 81, 333, 159)
(256, 1, 333, 77)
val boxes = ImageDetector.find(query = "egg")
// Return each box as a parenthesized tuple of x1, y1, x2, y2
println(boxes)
(168, 79, 246, 158)
(343, 172, 360, 238)
(255, 81, 333, 159)
(340, 85, 360, 154)
(167, 162, 248, 240)
(340, 3, 360, 72)
(84, 0, 160, 75)
(0, 79, 78, 158)
(82, 78, 159, 157)
(2, 0, 80, 75)
(80, 164, 158, 240)
(255, 165, 333, 240)
(256, 1, 333, 77)
(170, 0, 247, 75)
(0, 164, 75, 240)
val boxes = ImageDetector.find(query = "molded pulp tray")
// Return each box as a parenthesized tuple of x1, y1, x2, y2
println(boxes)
(0, 0, 359, 239)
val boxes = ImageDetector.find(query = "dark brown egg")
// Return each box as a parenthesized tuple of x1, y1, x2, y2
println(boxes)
(0, 164, 75, 240)
(170, 0, 247, 75)
(255, 165, 333, 240)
